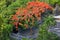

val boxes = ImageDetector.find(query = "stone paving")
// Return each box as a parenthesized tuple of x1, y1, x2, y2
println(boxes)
(49, 22, 60, 36)
(10, 27, 39, 40)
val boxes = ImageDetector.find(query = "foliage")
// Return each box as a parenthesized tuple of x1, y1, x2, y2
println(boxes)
(36, 16, 59, 40)
(0, 0, 59, 40)
(49, 0, 60, 7)
(0, 0, 6, 13)
(11, 1, 52, 30)
(0, 24, 13, 40)
(10, 15, 58, 40)
(0, 0, 32, 40)
(0, 14, 13, 40)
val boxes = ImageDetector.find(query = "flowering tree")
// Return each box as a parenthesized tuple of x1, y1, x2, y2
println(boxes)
(11, 1, 52, 30)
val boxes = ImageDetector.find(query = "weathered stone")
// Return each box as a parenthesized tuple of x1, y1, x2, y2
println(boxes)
(49, 22, 60, 36)
(10, 27, 39, 40)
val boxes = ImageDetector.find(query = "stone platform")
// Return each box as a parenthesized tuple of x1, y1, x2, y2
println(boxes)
(49, 16, 60, 36)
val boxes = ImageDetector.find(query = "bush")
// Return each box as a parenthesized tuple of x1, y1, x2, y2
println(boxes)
(0, 0, 33, 40)
(11, 1, 52, 30)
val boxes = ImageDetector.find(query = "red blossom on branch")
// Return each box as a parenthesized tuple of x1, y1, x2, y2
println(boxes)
(11, 1, 52, 30)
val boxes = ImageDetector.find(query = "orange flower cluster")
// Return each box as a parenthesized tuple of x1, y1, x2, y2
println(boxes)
(11, 2, 52, 30)
(27, 2, 52, 12)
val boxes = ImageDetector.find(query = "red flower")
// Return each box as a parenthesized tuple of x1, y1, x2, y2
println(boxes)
(28, 2, 35, 6)
(11, 1, 52, 30)
(12, 15, 19, 21)
(16, 8, 20, 15)
(13, 22, 18, 30)
(39, 2, 45, 6)
(24, 24, 28, 28)
(23, 9, 28, 14)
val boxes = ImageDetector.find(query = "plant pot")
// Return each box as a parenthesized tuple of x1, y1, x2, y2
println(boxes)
(10, 27, 39, 40)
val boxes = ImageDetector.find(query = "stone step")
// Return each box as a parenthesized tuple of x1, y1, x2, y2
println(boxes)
(49, 28, 60, 36)
(49, 22, 60, 36)
(56, 22, 60, 27)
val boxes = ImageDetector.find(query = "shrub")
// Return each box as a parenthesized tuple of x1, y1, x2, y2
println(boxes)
(11, 1, 52, 30)
(0, 0, 32, 40)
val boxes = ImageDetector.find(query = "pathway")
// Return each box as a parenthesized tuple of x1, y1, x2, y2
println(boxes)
(49, 16, 60, 36)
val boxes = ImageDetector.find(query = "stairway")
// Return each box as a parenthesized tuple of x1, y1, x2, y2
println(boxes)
(49, 16, 60, 36)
